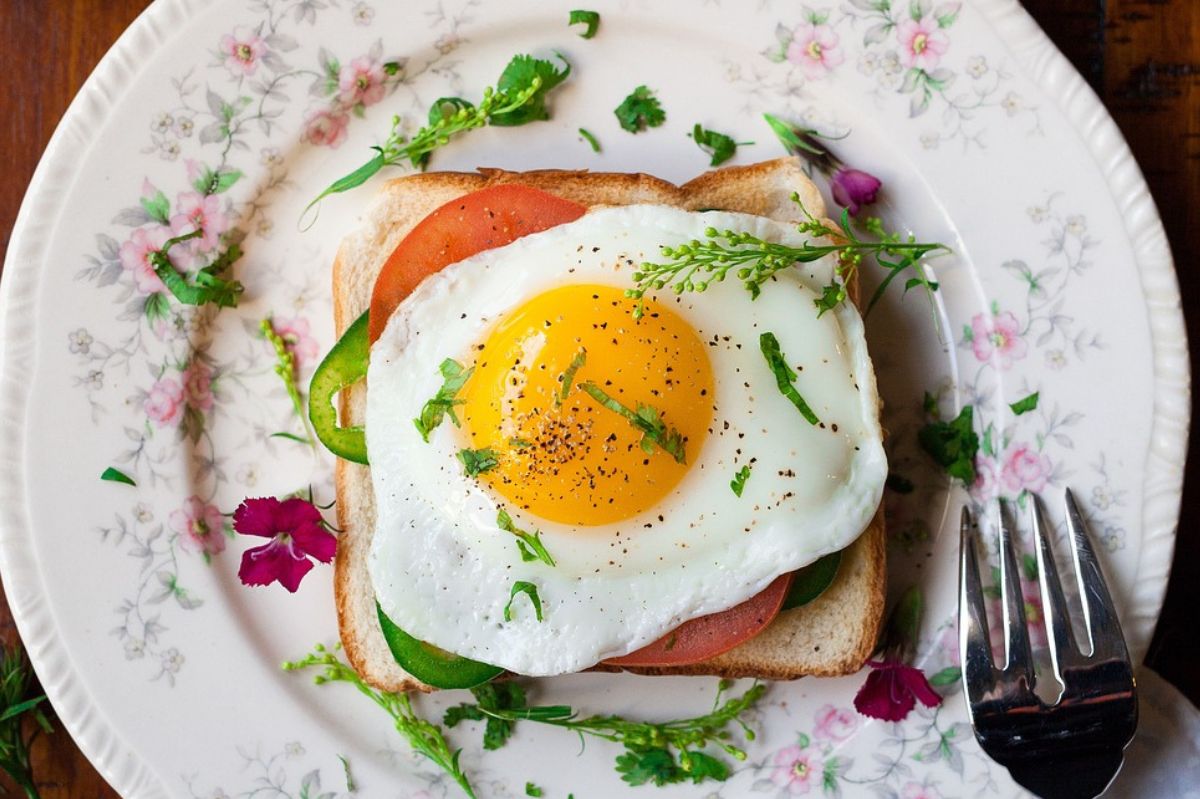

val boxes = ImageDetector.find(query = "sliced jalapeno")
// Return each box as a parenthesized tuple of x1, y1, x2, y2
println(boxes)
(308, 310, 370, 464)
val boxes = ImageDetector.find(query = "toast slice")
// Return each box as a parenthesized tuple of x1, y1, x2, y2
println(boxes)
(332, 158, 886, 692)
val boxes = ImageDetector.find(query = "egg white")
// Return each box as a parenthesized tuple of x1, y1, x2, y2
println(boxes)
(367, 205, 886, 676)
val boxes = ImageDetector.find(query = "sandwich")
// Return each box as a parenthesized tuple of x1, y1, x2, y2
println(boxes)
(317, 157, 887, 693)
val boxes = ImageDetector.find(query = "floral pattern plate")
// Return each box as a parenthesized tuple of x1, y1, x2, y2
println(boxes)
(0, 0, 1188, 797)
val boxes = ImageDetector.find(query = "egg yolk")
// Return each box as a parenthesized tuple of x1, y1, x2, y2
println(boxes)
(459, 284, 715, 527)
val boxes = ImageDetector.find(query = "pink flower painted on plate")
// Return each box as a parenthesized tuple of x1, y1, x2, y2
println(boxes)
(119, 226, 170, 295)
(812, 704, 857, 743)
(171, 192, 230, 253)
(302, 108, 350, 149)
(854, 659, 942, 722)
(970, 310, 1027, 369)
(902, 783, 944, 799)
(972, 456, 1000, 502)
(219, 27, 267, 77)
(170, 496, 227, 556)
(771, 744, 816, 794)
(786, 23, 844, 79)
(234, 497, 336, 593)
(338, 55, 387, 107)
(182, 360, 214, 412)
(1001, 444, 1052, 494)
(272, 316, 319, 370)
(897, 17, 950, 70)
(144, 376, 184, 427)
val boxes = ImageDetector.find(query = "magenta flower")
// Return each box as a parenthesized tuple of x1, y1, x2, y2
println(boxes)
(171, 192, 229, 253)
(271, 316, 320, 370)
(338, 55, 388, 107)
(812, 704, 858, 742)
(119, 227, 171, 295)
(970, 311, 1027, 369)
(219, 27, 267, 77)
(302, 108, 351, 149)
(144, 376, 184, 427)
(830, 167, 882, 215)
(170, 496, 227, 556)
(770, 744, 816, 793)
(854, 659, 942, 722)
(182, 359, 214, 412)
(234, 497, 336, 593)
(897, 17, 950, 70)
(786, 22, 844, 79)
(1001, 444, 1051, 494)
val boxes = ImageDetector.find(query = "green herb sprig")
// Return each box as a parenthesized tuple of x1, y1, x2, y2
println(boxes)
(285, 645, 475, 799)
(628, 195, 947, 318)
(151, 229, 244, 308)
(0, 644, 53, 799)
(306, 54, 570, 216)
(414, 359, 474, 442)
(497, 509, 556, 566)
(578, 381, 686, 464)
(759, 332, 820, 426)
(446, 680, 764, 788)
(261, 318, 315, 446)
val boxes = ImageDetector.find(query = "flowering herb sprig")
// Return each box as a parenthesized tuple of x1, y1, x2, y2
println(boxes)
(305, 53, 570, 216)
(261, 318, 314, 445)
(285, 644, 476, 799)
(0, 644, 53, 799)
(445, 680, 764, 788)
(628, 195, 947, 318)
(150, 229, 244, 308)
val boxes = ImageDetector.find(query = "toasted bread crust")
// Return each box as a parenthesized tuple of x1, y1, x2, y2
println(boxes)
(332, 159, 884, 692)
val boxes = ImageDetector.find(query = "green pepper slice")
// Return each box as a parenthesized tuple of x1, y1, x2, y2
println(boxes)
(309, 311, 370, 464)
(781, 551, 842, 611)
(376, 603, 502, 689)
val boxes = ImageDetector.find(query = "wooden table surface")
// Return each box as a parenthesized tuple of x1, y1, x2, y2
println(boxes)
(0, 0, 1196, 795)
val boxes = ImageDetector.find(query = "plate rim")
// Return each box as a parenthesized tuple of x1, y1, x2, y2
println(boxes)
(0, 0, 1188, 796)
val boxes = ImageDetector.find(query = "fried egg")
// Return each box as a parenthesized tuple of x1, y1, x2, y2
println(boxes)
(367, 205, 886, 676)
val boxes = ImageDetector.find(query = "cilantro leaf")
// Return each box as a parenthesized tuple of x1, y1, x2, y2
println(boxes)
(730, 464, 751, 497)
(497, 509, 556, 566)
(444, 681, 529, 752)
(568, 9, 600, 38)
(525, 782, 544, 797)
(1009, 391, 1039, 416)
(681, 750, 730, 783)
(100, 467, 136, 486)
(458, 447, 499, 477)
(759, 333, 820, 425)
(490, 53, 571, 127)
(616, 748, 681, 786)
(918, 404, 979, 485)
(691, 124, 744, 166)
(504, 581, 544, 622)
(414, 359, 474, 442)
(614, 86, 666, 133)
(578, 381, 686, 463)
(443, 703, 485, 727)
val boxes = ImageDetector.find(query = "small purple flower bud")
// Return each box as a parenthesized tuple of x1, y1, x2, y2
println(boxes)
(831, 168, 882, 215)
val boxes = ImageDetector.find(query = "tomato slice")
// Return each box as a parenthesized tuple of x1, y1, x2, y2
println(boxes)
(367, 183, 588, 343)
(603, 574, 794, 668)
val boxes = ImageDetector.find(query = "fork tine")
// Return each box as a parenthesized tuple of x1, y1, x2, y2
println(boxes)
(997, 500, 1034, 681)
(1031, 495, 1078, 679)
(1063, 489, 1129, 662)
(959, 507, 996, 696)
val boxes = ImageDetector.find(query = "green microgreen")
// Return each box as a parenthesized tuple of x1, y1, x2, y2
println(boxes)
(627, 195, 947, 319)
(729, 464, 751, 497)
(557, 348, 587, 404)
(457, 448, 499, 477)
(414, 359, 474, 442)
(504, 581, 544, 622)
(284, 644, 474, 799)
(447, 680, 764, 788)
(918, 398, 978, 485)
(615, 85, 666, 133)
(1009, 391, 1039, 416)
(568, 9, 600, 38)
(525, 782, 544, 797)
(497, 509, 556, 567)
(261, 318, 315, 446)
(305, 53, 570, 217)
(100, 467, 136, 486)
(691, 124, 749, 166)
(759, 333, 820, 426)
(150, 229, 244, 308)
(578, 127, 601, 152)
(578, 381, 686, 464)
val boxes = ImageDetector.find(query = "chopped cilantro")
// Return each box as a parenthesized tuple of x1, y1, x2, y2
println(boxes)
(614, 85, 665, 133)
(414, 359, 473, 442)
(525, 782, 544, 797)
(568, 9, 600, 38)
(918, 404, 979, 485)
(578, 381, 686, 463)
(557, 348, 587, 404)
(444, 682, 528, 750)
(691, 124, 746, 166)
(730, 464, 751, 497)
(578, 127, 601, 152)
(504, 581, 544, 622)
(497, 509, 556, 566)
(1009, 391, 1039, 416)
(759, 333, 820, 425)
(100, 467, 136, 486)
(457, 447, 499, 477)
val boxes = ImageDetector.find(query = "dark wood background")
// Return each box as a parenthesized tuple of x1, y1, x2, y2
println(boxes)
(0, 0, 1195, 795)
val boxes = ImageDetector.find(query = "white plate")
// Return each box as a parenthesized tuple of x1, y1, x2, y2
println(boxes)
(0, 0, 1187, 797)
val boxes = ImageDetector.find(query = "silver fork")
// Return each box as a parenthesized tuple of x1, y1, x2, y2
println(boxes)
(959, 489, 1138, 799)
